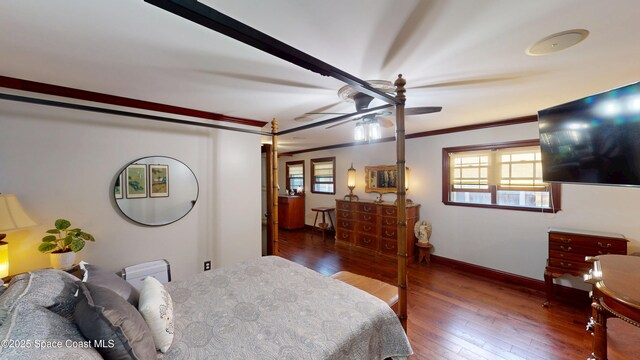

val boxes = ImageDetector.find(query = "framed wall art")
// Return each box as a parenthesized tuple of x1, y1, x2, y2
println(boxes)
(114, 172, 123, 199)
(149, 164, 169, 197)
(126, 163, 147, 198)
(365, 165, 398, 194)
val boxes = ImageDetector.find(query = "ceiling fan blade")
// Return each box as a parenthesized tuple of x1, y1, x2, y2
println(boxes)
(294, 102, 345, 122)
(378, 117, 394, 128)
(405, 106, 442, 115)
(410, 75, 524, 89)
(326, 117, 359, 129)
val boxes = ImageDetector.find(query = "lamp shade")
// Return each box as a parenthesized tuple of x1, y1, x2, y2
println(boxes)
(0, 194, 37, 231)
(347, 163, 356, 189)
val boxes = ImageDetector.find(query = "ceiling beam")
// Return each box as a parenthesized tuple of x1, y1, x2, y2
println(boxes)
(0, 92, 271, 136)
(0, 75, 267, 128)
(144, 0, 400, 106)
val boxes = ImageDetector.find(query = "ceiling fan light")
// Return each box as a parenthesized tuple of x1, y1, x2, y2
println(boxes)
(370, 121, 381, 140)
(354, 122, 365, 141)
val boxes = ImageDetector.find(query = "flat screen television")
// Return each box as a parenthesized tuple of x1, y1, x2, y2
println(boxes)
(537, 81, 640, 186)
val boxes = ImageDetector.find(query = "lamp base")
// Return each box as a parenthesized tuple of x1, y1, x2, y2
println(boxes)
(374, 193, 384, 204)
(343, 194, 359, 201)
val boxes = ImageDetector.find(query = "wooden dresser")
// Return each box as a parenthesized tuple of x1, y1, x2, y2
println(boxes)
(544, 228, 627, 306)
(335, 199, 420, 261)
(278, 196, 305, 230)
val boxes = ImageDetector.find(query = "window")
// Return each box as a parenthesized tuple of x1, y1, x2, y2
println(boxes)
(443, 139, 561, 212)
(285, 160, 304, 192)
(311, 157, 336, 194)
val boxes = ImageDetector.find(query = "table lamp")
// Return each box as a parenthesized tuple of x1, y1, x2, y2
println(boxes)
(344, 163, 359, 201)
(0, 194, 37, 278)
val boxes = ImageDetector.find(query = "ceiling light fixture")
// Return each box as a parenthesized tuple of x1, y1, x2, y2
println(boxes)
(526, 29, 589, 56)
(354, 117, 381, 142)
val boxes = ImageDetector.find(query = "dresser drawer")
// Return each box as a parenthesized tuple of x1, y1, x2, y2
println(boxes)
(380, 239, 397, 255)
(380, 226, 397, 241)
(357, 222, 376, 233)
(336, 200, 356, 211)
(356, 233, 378, 250)
(381, 217, 397, 227)
(549, 243, 624, 256)
(358, 203, 377, 214)
(548, 258, 590, 272)
(358, 212, 376, 223)
(549, 232, 627, 252)
(337, 219, 355, 231)
(336, 229, 354, 244)
(381, 206, 396, 217)
(337, 210, 355, 220)
(549, 250, 590, 263)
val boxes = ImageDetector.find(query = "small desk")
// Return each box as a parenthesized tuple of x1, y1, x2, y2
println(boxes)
(585, 255, 640, 359)
(311, 207, 335, 240)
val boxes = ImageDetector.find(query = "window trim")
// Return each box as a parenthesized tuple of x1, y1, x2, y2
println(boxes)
(310, 157, 336, 195)
(442, 139, 561, 213)
(285, 160, 305, 193)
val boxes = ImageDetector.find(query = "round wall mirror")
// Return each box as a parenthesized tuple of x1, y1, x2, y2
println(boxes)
(114, 156, 199, 226)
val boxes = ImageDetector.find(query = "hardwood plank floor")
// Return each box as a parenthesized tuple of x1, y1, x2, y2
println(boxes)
(277, 228, 596, 360)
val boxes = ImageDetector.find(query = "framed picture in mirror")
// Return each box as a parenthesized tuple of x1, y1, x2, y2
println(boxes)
(126, 164, 147, 199)
(150, 164, 169, 197)
(114, 172, 123, 199)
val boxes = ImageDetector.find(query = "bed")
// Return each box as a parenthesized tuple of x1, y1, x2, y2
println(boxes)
(0, 257, 411, 359)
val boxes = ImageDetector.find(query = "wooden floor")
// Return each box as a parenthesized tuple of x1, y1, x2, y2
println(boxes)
(277, 228, 595, 360)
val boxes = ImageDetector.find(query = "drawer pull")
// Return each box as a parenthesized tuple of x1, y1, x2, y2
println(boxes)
(560, 262, 572, 268)
(560, 245, 572, 252)
(363, 238, 372, 244)
(341, 234, 350, 239)
(385, 219, 395, 225)
(385, 243, 395, 250)
(385, 230, 395, 237)
(558, 237, 572, 243)
(341, 222, 349, 227)
(363, 215, 372, 221)
(385, 209, 394, 215)
(363, 225, 372, 231)
(597, 242, 612, 248)
(364, 205, 373, 211)
(340, 212, 349, 217)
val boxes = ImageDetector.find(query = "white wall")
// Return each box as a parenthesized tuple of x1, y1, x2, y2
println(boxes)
(279, 122, 640, 287)
(0, 100, 262, 281)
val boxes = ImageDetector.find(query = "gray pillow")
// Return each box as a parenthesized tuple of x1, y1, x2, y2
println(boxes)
(22, 269, 80, 319)
(74, 281, 156, 360)
(82, 263, 139, 307)
(0, 273, 31, 326)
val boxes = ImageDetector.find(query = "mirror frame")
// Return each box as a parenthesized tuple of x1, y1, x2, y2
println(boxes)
(365, 165, 398, 194)
(114, 156, 199, 226)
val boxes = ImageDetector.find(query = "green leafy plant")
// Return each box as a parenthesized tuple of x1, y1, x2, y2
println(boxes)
(38, 219, 95, 253)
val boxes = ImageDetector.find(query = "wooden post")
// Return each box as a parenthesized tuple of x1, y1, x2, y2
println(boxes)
(271, 119, 279, 256)
(394, 74, 408, 332)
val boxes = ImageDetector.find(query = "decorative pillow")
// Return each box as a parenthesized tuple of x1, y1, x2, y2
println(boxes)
(80, 262, 139, 307)
(20, 269, 80, 319)
(74, 281, 156, 360)
(139, 276, 174, 352)
(0, 273, 31, 326)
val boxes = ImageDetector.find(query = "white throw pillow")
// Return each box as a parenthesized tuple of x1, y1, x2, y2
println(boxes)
(138, 276, 174, 352)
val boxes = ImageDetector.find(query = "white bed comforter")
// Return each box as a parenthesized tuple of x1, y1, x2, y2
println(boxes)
(160, 256, 412, 360)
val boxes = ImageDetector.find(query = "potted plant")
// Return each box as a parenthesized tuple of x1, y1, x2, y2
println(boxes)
(38, 219, 95, 270)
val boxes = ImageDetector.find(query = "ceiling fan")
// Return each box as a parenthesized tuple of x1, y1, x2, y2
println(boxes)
(318, 81, 442, 141)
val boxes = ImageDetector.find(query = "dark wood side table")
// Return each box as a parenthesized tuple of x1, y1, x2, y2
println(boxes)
(415, 242, 432, 264)
(585, 255, 640, 360)
(543, 228, 627, 307)
(311, 207, 335, 241)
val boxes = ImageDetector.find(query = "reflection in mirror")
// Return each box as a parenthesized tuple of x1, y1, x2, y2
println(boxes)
(114, 156, 198, 226)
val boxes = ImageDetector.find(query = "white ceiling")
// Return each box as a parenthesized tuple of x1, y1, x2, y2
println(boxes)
(1, 0, 639, 152)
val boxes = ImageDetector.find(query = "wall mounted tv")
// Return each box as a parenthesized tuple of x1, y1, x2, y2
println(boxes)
(538, 81, 640, 186)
